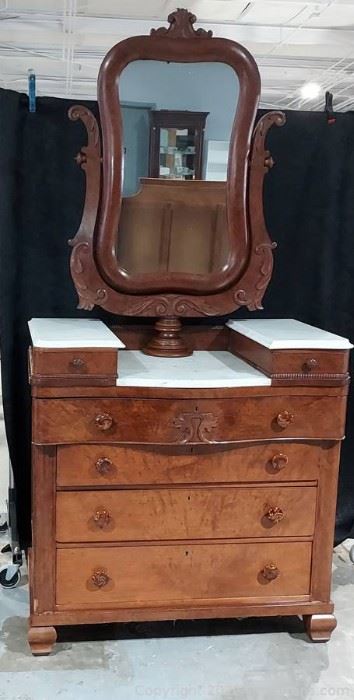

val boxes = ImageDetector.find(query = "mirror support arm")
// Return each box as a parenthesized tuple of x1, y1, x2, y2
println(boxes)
(233, 111, 286, 311)
(68, 106, 106, 311)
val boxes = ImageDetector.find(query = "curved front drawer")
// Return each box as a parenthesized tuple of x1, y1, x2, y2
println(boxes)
(33, 396, 347, 445)
(57, 441, 334, 487)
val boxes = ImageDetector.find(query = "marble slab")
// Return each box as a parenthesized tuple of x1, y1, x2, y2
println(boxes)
(28, 318, 125, 349)
(117, 350, 271, 388)
(227, 318, 352, 350)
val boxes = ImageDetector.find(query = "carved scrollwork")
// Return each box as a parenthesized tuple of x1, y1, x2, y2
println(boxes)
(233, 111, 285, 311)
(233, 241, 277, 310)
(94, 288, 108, 304)
(122, 296, 221, 317)
(68, 105, 101, 310)
(68, 105, 100, 149)
(172, 411, 218, 444)
(123, 297, 170, 317)
(150, 9, 213, 39)
(173, 298, 220, 317)
(70, 241, 104, 311)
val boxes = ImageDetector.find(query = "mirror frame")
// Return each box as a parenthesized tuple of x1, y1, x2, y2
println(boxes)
(69, 9, 285, 318)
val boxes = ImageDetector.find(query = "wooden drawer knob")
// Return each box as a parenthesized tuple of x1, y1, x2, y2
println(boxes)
(260, 563, 280, 581)
(276, 411, 294, 429)
(265, 506, 285, 523)
(95, 413, 113, 431)
(93, 508, 111, 529)
(271, 453, 288, 471)
(303, 358, 318, 373)
(90, 568, 109, 588)
(69, 357, 86, 371)
(95, 457, 113, 475)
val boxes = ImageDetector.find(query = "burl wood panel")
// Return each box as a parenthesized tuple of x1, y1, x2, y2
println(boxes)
(33, 396, 347, 445)
(57, 441, 332, 487)
(56, 485, 317, 542)
(56, 541, 312, 606)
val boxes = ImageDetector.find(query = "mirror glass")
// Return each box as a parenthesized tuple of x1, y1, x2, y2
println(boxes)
(117, 60, 239, 276)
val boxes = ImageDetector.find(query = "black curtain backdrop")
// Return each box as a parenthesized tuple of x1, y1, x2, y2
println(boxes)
(1, 87, 354, 547)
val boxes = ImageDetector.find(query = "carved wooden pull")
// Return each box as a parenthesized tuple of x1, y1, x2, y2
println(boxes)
(260, 563, 280, 581)
(276, 411, 294, 429)
(265, 506, 285, 523)
(264, 154, 275, 170)
(90, 568, 109, 588)
(93, 509, 111, 528)
(271, 453, 288, 471)
(95, 457, 113, 475)
(95, 413, 113, 431)
(75, 151, 87, 166)
(69, 357, 86, 371)
(303, 358, 318, 373)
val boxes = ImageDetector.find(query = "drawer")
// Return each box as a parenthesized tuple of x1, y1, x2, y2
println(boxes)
(56, 486, 316, 542)
(33, 396, 347, 444)
(229, 332, 350, 384)
(270, 349, 349, 377)
(56, 541, 312, 606)
(56, 442, 337, 487)
(30, 347, 118, 386)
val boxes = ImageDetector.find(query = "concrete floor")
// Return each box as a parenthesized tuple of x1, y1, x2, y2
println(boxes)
(0, 537, 354, 700)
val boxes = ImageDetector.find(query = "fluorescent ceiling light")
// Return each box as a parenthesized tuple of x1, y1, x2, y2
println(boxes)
(300, 82, 321, 100)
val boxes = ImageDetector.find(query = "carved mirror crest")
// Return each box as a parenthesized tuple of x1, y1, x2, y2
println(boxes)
(69, 8, 285, 356)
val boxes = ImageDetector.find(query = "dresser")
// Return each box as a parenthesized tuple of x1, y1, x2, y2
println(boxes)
(27, 317, 351, 655)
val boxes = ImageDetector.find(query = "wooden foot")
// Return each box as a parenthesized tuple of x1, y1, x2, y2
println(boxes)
(28, 626, 57, 655)
(303, 614, 337, 642)
(143, 317, 192, 358)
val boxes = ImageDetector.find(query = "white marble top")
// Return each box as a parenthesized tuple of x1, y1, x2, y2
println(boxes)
(117, 351, 271, 388)
(227, 318, 352, 350)
(28, 318, 125, 349)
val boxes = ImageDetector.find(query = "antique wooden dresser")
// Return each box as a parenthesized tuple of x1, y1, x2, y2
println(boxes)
(27, 9, 352, 654)
(28, 317, 351, 654)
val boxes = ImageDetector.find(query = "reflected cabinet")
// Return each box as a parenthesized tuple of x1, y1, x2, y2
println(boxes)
(149, 110, 208, 180)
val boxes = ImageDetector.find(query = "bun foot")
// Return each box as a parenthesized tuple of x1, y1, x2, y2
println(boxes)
(28, 625, 57, 655)
(303, 614, 337, 642)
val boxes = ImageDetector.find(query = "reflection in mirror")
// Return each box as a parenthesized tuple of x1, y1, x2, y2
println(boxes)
(117, 179, 228, 275)
(120, 61, 239, 194)
(117, 61, 239, 276)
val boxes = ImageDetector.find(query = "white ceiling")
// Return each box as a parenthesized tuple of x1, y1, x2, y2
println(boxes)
(1, 0, 354, 110)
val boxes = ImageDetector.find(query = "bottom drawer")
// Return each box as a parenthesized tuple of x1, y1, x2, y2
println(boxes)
(56, 542, 312, 607)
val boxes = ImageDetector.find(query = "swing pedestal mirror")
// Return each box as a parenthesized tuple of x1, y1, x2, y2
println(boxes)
(68, 8, 285, 356)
